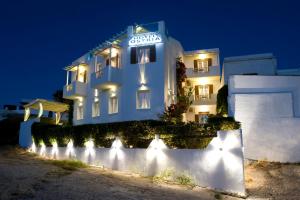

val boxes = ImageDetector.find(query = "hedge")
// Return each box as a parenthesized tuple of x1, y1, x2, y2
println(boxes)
(32, 117, 240, 149)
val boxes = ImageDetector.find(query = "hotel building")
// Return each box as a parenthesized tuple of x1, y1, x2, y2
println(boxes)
(63, 21, 221, 125)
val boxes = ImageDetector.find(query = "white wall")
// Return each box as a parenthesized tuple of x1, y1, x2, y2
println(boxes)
(223, 53, 277, 84)
(70, 22, 183, 125)
(32, 130, 245, 196)
(228, 75, 300, 162)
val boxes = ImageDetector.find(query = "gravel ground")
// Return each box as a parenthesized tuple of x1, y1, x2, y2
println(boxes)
(0, 147, 299, 200)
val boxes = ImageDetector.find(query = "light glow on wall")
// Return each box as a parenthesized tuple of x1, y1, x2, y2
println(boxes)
(109, 137, 125, 169)
(199, 105, 210, 113)
(30, 141, 36, 153)
(84, 138, 95, 158)
(66, 139, 76, 158)
(39, 142, 46, 156)
(146, 135, 168, 163)
(51, 139, 58, 158)
(197, 78, 209, 85)
(199, 54, 207, 60)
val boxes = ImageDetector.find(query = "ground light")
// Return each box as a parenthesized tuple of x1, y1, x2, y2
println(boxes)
(109, 137, 125, 169)
(51, 139, 58, 158)
(66, 139, 76, 158)
(39, 141, 46, 156)
(84, 138, 95, 163)
(146, 134, 168, 165)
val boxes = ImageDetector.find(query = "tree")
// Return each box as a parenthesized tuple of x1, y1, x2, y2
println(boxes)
(160, 58, 193, 123)
(216, 85, 228, 116)
(52, 90, 73, 125)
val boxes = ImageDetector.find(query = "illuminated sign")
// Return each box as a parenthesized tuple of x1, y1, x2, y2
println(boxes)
(129, 32, 162, 46)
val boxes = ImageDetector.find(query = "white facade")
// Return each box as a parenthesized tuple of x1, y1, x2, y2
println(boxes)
(222, 53, 277, 84)
(63, 22, 221, 125)
(228, 75, 300, 162)
(183, 49, 221, 122)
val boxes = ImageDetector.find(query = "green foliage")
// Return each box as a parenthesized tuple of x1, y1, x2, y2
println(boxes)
(216, 85, 228, 116)
(32, 118, 240, 149)
(153, 168, 174, 182)
(175, 173, 195, 186)
(46, 159, 87, 171)
(53, 89, 73, 125)
(160, 58, 193, 123)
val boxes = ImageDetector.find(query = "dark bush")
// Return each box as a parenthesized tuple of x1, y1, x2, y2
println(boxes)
(216, 85, 228, 116)
(0, 117, 23, 145)
(32, 118, 240, 149)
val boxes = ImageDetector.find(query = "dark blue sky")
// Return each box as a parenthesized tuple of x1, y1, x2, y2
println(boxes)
(1, 0, 300, 106)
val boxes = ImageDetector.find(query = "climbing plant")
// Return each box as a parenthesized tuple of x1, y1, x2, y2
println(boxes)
(160, 58, 193, 123)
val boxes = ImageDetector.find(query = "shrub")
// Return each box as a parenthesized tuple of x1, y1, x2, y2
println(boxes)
(216, 85, 228, 116)
(32, 118, 240, 149)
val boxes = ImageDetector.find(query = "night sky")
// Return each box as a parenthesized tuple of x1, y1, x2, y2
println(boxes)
(1, 0, 300, 106)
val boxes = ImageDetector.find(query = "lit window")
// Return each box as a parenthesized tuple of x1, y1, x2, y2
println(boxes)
(137, 90, 150, 109)
(195, 85, 211, 100)
(109, 96, 118, 114)
(77, 101, 84, 120)
(197, 60, 208, 72)
(138, 47, 150, 64)
(76, 66, 87, 83)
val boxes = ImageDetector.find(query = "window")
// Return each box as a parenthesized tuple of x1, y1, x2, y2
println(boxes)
(110, 53, 120, 68)
(130, 45, 156, 64)
(109, 96, 118, 114)
(137, 90, 150, 109)
(77, 102, 84, 120)
(194, 58, 212, 72)
(76, 66, 87, 83)
(92, 101, 100, 117)
(195, 85, 213, 100)
(195, 112, 209, 124)
(95, 62, 103, 78)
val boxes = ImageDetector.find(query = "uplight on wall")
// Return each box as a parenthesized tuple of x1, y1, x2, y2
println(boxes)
(199, 54, 207, 60)
(30, 140, 36, 153)
(51, 139, 58, 158)
(66, 139, 76, 158)
(146, 134, 168, 163)
(84, 138, 95, 158)
(39, 141, 46, 156)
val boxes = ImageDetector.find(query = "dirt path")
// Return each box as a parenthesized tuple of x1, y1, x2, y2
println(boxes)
(0, 147, 239, 200)
(245, 160, 300, 200)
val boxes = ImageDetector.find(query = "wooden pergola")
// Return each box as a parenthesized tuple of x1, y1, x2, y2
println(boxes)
(23, 99, 69, 125)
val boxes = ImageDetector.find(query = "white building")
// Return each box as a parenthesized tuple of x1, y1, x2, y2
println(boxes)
(221, 53, 277, 85)
(63, 21, 221, 125)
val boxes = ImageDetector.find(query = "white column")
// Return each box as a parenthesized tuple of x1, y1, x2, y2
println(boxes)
(66, 71, 69, 85)
(37, 103, 43, 118)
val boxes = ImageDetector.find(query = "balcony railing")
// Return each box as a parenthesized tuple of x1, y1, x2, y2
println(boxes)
(63, 81, 87, 99)
(186, 66, 220, 78)
(90, 66, 122, 90)
(190, 94, 217, 105)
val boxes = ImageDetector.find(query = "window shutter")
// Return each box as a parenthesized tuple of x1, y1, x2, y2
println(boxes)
(116, 53, 119, 67)
(207, 58, 212, 66)
(195, 114, 199, 123)
(150, 45, 156, 62)
(209, 84, 213, 98)
(130, 47, 137, 64)
(194, 60, 198, 71)
(83, 70, 87, 83)
(195, 85, 199, 96)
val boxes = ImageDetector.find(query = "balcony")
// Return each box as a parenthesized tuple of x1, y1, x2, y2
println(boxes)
(90, 66, 122, 90)
(190, 94, 217, 105)
(186, 66, 220, 78)
(63, 81, 87, 100)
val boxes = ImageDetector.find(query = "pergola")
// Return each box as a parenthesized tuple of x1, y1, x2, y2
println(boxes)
(23, 99, 69, 125)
